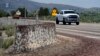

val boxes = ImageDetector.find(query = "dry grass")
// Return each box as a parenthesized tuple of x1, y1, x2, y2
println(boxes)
(0, 49, 4, 56)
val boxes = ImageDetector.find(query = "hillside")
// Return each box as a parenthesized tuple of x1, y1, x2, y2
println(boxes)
(0, 0, 84, 12)
(0, 0, 41, 11)
(0, 0, 100, 12)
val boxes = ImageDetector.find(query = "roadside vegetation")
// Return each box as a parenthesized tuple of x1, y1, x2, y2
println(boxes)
(0, 7, 100, 23)
(0, 25, 15, 37)
(80, 11, 100, 23)
(0, 9, 9, 17)
(0, 25, 15, 50)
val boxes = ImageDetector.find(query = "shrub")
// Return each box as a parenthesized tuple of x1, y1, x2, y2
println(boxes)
(80, 11, 100, 23)
(2, 38, 14, 49)
(47, 16, 56, 21)
(0, 25, 15, 37)
(5, 29, 14, 37)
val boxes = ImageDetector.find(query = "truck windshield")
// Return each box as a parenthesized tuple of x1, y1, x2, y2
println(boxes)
(64, 11, 75, 14)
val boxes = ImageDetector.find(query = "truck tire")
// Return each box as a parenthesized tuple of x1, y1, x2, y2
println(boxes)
(63, 18, 66, 25)
(68, 22, 71, 25)
(56, 18, 59, 24)
(76, 22, 79, 25)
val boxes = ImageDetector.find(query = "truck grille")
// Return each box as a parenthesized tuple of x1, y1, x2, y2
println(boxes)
(69, 15, 78, 18)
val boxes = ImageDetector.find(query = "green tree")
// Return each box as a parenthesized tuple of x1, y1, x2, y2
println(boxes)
(0, 9, 9, 17)
(38, 7, 44, 16)
(44, 8, 50, 16)
(10, 10, 16, 16)
(38, 7, 50, 17)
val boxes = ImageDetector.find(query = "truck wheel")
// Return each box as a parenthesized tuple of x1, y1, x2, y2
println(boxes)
(63, 18, 66, 25)
(76, 22, 79, 25)
(68, 22, 71, 25)
(56, 18, 59, 24)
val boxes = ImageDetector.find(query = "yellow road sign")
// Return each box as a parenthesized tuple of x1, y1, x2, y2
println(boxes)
(51, 9, 57, 16)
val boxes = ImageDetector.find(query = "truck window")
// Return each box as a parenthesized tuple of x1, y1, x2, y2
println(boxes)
(64, 11, 75, 14)
(60, 11, 63, 14)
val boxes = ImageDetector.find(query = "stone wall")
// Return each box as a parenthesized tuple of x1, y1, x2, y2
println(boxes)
(12, 22, 56, 53)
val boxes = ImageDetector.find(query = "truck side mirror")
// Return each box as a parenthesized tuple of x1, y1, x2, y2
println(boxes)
(58, 12, 59, 14)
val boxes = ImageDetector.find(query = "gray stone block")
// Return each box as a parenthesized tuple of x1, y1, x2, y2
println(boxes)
(8, 22, 56, 53)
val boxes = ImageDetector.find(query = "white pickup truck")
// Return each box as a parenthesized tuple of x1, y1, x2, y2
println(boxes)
(56, 10, 80, 25)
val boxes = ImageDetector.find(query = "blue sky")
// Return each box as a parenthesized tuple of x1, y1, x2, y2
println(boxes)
(30, 0, 100, 8)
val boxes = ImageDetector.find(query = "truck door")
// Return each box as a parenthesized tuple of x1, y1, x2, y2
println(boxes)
(58, 11, 63, 21)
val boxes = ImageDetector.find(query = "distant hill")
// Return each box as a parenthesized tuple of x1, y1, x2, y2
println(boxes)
(0, 0, 100, 13)
(42, 3, 85, 12)
(0, 0, 42, 11)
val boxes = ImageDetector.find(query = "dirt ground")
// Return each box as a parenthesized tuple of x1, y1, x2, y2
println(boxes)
(4, 34, 100, 56)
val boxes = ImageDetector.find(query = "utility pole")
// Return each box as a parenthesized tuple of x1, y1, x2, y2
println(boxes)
(25, 8, 26, 19)
(36, 9, 39, 24)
